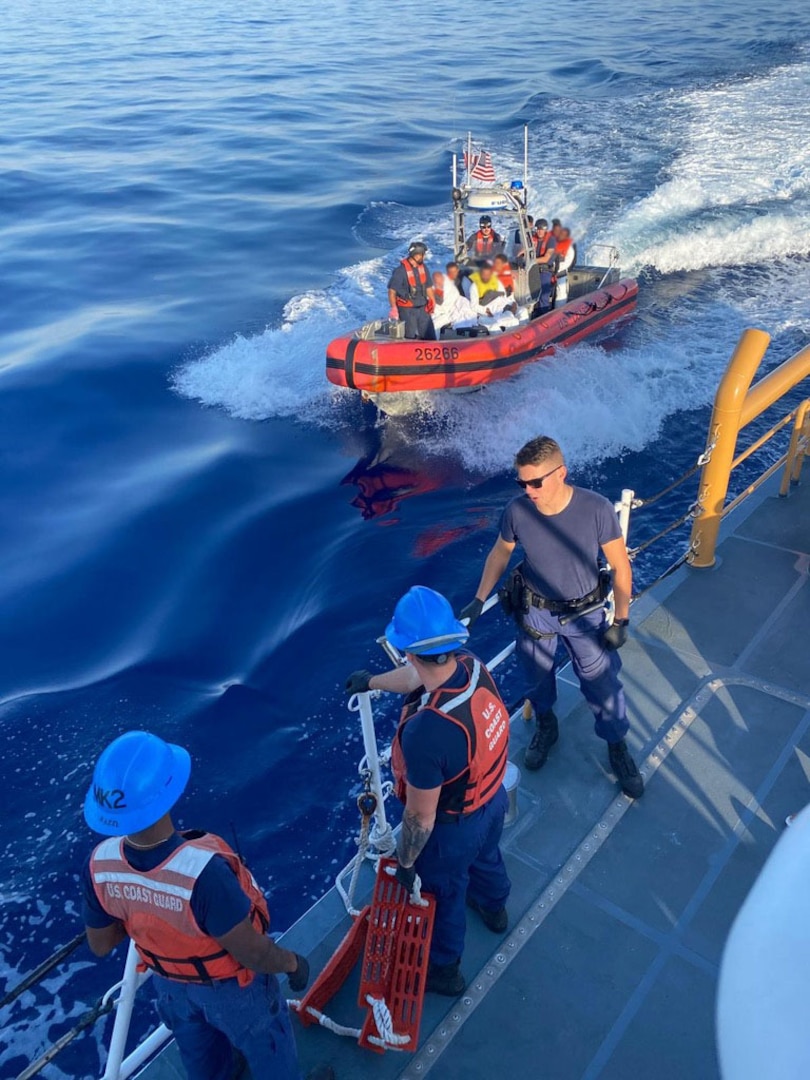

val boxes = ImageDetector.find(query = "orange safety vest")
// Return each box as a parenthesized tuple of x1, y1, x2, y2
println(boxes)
(497, 265, 514, 292)
(536, 233, 552, 259)
(391, 654, 509, 820)
(470, 231, 500, 257)
(555, 238, 573, 259)
(90, 831, 270, 986)
(396, 258, 428, 308)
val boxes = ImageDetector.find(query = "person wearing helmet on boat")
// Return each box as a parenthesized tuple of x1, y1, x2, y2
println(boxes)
(553, 227, 577, 306)
(459, 436, 644, 800)
(79, 731, 335, 1080)
(345, 587, 511, 998)
(387, 241, 437, 341)
(533, 219, 558, 313)
(465, 215, 504, 259)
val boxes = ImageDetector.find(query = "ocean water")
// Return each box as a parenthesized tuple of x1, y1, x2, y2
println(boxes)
(2, 1, 810, 1074)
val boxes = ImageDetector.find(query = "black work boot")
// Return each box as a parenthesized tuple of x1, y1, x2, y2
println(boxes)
(467, 896, 508, 933)
(306, 1067, 336, 1080)
(524, 709, 559, 771)
(426, 960, 466, 996)
(608, 739, 644, 799)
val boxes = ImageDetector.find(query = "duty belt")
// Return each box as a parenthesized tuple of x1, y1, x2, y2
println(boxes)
(527, 582, 602, 616)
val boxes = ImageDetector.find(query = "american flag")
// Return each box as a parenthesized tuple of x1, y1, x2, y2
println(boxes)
(464, 148, 496, 183)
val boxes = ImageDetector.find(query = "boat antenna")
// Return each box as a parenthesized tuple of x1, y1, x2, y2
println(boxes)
(523, 124, 529, 207)
(467, 130, 472, 183)
(452, 150, 457, 189)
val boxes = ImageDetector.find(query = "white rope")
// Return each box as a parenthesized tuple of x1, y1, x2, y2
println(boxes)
(384, 865, 429, 908)
(344, 815, 371, 915)
(365, 995, 411, 1049)
(288, 1001, 363, 1039)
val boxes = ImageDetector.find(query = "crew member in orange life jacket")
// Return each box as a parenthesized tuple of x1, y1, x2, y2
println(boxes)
(388, 240, 437, 341)
(80, 731, 334, 1080)
(345, 587, 511, 998)
(534, 218, 558, 313)
(465, 215, 504, 259)
(553, 227, 577, 305)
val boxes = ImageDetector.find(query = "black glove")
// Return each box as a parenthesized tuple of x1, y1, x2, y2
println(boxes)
(603, 620, 629, 651)
(394, 862, 417, 893)
(287, 952, 310, 992)
(345, 670, 372, 694)
(459, 598, 484, 629)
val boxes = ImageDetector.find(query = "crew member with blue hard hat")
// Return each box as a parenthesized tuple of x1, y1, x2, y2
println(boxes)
(80, 731, 334, 1080)
(459, 435, 644, 800)
(346, 586, 512, 997)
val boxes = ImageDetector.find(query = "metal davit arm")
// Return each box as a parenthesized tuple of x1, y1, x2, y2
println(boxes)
(688, 329, 771, 567)
(689, 329, 810, 568)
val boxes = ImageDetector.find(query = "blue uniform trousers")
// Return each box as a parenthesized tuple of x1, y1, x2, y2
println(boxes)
(539, 271, 554, 310)
(415, 785, 511, 967)
(154, 971, 302, 1080)
(518, 606, 629, 744)
(398, 305, 436, 341)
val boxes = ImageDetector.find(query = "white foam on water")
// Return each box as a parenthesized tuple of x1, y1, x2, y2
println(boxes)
(609, 57, 810, 274)
(382, 309, 738, 472)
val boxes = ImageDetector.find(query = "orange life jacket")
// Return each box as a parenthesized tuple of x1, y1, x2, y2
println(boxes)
(470, 230, 501, 257)
(536, 233, 552, 259)
(555, 237, 573, 259)
(396, 258, 428, 308)
(496, 265, 514, 293)
(391, 654, 509, 820)
(90, 831, 270, 986)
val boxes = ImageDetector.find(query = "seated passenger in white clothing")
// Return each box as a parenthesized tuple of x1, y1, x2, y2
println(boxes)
(431, 265, 476, 332)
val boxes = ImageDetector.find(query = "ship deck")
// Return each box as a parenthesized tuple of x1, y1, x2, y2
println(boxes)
(145, 472, 809, 1080)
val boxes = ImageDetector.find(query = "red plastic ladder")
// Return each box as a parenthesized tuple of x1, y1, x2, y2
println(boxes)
(293, 858, 435, 1053)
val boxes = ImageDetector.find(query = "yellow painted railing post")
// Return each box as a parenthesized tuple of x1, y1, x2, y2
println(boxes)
(689, 328, 771, 567)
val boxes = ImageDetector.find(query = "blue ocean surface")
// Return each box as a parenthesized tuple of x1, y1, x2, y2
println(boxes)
(2, 0, 810, 1074)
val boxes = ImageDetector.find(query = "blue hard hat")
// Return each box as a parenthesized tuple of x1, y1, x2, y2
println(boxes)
(83, 731, 191, 836)
(385, 586, 469, 655)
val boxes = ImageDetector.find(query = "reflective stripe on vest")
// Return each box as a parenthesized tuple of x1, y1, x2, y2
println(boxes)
(397, 258, 428, 308)
(90, 831, 270, 986)
(391, 655, 509, 819)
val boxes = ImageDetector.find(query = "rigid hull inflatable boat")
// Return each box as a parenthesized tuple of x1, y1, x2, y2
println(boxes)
(326, 136, 638, 401)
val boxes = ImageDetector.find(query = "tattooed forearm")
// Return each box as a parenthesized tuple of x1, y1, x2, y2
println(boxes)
(397, 809, 434, 867)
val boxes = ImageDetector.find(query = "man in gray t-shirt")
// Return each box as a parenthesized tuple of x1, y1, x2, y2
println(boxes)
(460, 436, 643, 799)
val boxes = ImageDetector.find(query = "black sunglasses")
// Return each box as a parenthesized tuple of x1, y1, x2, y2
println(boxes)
(515, 465, 562, 489)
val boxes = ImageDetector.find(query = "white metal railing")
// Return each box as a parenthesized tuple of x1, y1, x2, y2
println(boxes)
(100, 944, 171, 1080)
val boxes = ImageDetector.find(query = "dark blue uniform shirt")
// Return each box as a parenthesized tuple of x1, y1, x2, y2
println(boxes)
(81, 834, 251, 938)
(500, 487, 621, 601)
(388, 260, 431, 308)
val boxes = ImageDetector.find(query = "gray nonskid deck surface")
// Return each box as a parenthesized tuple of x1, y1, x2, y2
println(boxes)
(143, 477, 809, 1080)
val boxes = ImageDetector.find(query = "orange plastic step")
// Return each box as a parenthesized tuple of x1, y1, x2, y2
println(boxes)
(357, 857, 435, 1053)
(295, 904, 370, 1028)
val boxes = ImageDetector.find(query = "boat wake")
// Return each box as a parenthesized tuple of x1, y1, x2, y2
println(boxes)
(173, 54, 810, 470)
